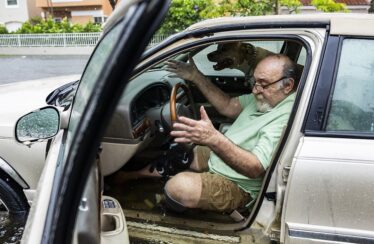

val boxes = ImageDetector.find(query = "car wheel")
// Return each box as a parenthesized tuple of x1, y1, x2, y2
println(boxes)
(0, 174, 29, 215)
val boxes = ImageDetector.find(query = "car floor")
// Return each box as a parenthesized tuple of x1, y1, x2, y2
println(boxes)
(104, 173, 238, 225)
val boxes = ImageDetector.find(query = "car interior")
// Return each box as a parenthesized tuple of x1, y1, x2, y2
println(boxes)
(76, 38, 308, 235)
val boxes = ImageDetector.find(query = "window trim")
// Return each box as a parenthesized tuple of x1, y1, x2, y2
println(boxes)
(5, 0, 18, 8)
(135, 35, 309, 75)
(304, 36, 374, 139)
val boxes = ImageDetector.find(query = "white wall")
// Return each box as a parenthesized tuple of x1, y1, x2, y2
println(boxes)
(0, 0, 32, 32)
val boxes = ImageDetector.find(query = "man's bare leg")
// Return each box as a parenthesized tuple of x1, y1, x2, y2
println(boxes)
(164, 172, 202, 208)
(189, 146, 210, 172)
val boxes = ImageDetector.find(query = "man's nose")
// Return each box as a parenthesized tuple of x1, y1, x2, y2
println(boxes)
(252, 85, 261, 94)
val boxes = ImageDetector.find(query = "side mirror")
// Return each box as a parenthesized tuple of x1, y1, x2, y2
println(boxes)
(15, 106, 60, 144)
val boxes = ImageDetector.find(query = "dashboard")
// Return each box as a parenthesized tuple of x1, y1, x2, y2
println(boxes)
(130, 84, 170, 127)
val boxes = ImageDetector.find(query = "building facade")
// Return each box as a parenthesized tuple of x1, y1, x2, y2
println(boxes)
(35, 0, 114, 24)
(0, 0, 42, 32)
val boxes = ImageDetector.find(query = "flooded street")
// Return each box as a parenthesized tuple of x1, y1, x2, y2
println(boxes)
(0, 55, 90, 84)
(0, 213, 27, 243)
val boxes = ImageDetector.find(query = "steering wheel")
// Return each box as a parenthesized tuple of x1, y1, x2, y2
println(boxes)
(170, 82, 197, 123)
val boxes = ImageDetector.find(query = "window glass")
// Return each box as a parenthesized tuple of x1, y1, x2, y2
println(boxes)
(7, 0, 17, 6)
(66, 23, 122, 146)
(94, 17, 103, 24)
(326, 39, 374, 132)
(297, 48, 306, 65)
(192, 40, 284, 77)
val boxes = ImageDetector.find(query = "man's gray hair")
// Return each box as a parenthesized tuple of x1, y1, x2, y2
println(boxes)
(261, 54, 300, 90)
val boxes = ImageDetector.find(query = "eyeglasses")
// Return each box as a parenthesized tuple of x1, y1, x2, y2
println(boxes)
(253, 76, 288, 92)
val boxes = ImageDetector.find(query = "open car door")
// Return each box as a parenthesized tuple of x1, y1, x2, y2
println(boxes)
(21, 0, 170, 243)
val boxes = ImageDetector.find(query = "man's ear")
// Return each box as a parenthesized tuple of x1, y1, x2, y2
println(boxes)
(283, 78, 294, 94)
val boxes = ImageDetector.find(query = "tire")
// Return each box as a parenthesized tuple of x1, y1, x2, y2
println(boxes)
(0, 173, 29, 215)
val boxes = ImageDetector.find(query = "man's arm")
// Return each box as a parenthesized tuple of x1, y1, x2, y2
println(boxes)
(209, 132, 264, 178)
(165, 57, 242, 119)
(171, 106, 264, 178)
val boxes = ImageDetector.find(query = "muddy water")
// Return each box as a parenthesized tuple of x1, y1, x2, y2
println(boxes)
(0, 213, 27, 243)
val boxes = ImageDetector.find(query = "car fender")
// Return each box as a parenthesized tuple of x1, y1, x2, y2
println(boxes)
(0, 156, 29, 189)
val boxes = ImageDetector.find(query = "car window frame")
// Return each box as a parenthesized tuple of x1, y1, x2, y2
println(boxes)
(304, 35, 374, 139)
(136, 35, 310, 77)
(132, 33, 313, 231)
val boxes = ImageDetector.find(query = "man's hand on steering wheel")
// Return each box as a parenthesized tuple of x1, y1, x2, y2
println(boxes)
(165, 55, 203, 82)
(170, 106, 220, 147)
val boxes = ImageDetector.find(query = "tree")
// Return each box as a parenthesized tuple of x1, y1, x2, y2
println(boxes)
(369, 0, 374, 13)
(14, 17, 102, 34)
(158, 0, 214, 34)
(280, 0, 303, 13)
(311, 0, 349, 12)
(231, 0, 275, 16)
(0, 24, 8, 34)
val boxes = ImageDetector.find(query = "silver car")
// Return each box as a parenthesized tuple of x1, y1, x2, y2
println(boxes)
(2, 0, 374, 242)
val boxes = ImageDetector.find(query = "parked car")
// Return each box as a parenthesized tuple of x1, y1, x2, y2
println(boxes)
(1, 0, 374, 242)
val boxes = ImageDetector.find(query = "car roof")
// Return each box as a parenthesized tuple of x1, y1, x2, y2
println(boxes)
(186, 13, 374, 36)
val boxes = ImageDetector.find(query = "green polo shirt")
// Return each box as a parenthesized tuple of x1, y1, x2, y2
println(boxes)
(208, 93, 295, 199)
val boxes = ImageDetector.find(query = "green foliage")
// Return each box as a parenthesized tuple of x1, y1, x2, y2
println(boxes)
(311, 0, 349, 12)
(0, 24, 8, 34)
(158, 0, 215, 34)
(280, 0, 302, 13)
(14, 17, 102, 34)
(232, 0, 275, 16)
(158, 0, 282, 34)
(199, 0, 235, 18)
(369, 0, 374, 13)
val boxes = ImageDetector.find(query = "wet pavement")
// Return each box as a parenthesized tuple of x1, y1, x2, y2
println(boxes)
(0, 55, 90, 84)
(0, 213, 27, 244)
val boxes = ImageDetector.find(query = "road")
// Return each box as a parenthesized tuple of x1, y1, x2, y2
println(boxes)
(0, 55, 90, 84)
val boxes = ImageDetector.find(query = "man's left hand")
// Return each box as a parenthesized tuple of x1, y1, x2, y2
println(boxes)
(170, 106, 220, 146)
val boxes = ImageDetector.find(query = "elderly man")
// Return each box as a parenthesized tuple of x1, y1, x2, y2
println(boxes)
(163, 54, 297, 212)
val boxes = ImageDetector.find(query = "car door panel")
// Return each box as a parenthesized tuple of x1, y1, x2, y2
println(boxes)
(284, 36, 374, 243)
(284, 137, 374, 243)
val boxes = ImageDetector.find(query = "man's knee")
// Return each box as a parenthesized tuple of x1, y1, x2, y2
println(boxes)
(164, 172, 202, 209)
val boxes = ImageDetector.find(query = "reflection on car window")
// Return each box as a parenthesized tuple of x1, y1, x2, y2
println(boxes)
(326, 39, 374, 132)
(67, 23, 122, 145)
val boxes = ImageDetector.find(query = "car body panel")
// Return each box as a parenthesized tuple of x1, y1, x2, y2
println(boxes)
(284, 137, 374, 243)
(0, 75, 79, 138)
(0, 75, 79, 193)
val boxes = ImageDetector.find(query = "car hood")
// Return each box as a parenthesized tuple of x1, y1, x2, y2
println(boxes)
(0, 75, 80, 138)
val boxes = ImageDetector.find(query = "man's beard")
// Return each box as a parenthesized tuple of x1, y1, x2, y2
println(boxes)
(255, 95, 273, 112)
